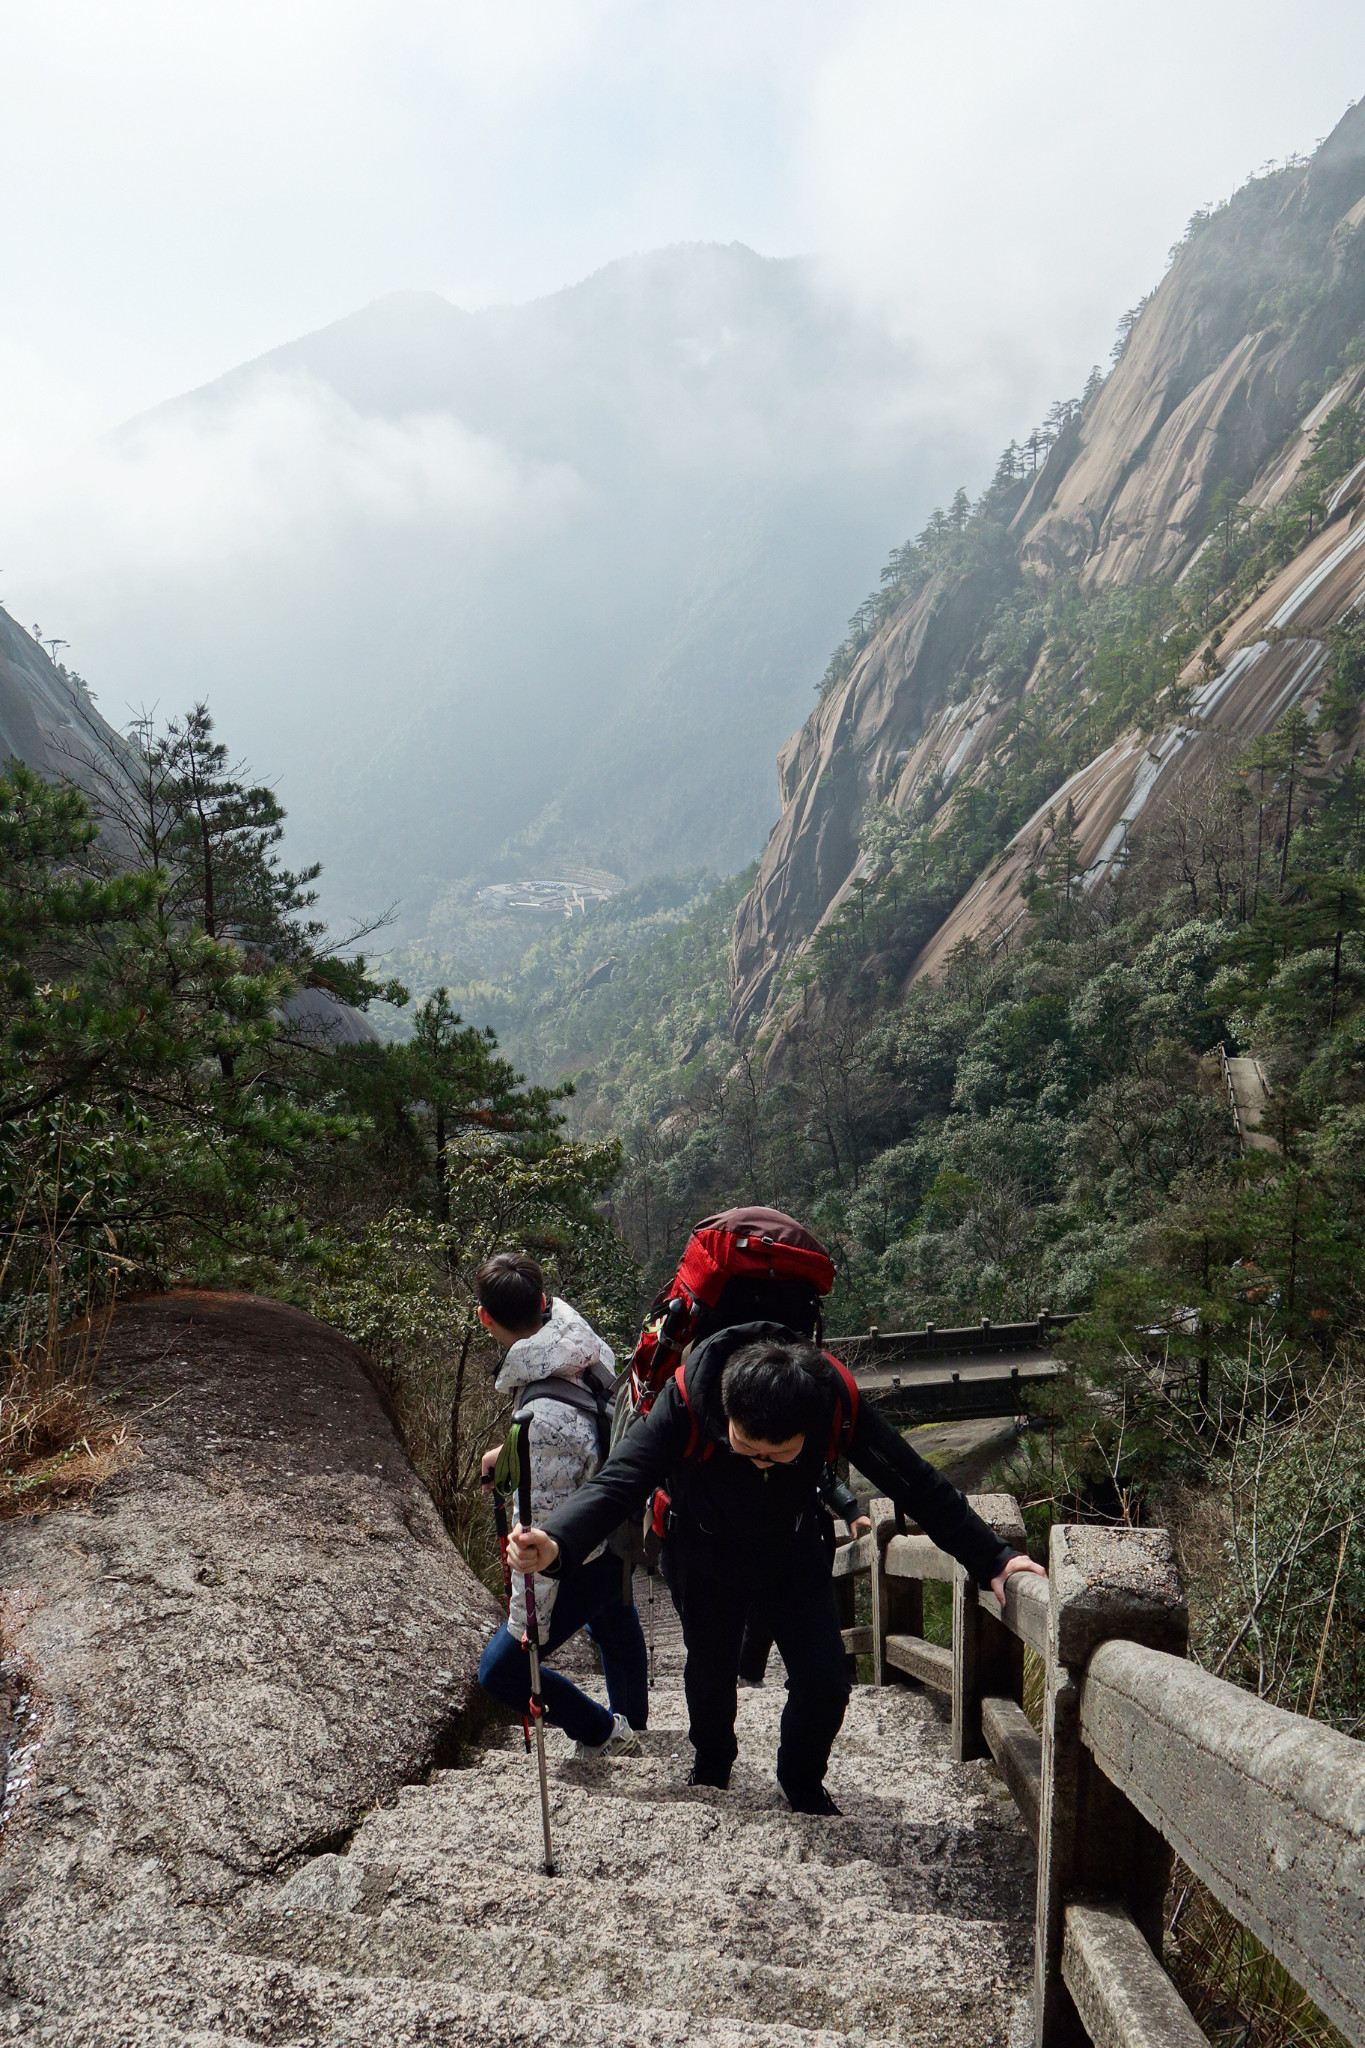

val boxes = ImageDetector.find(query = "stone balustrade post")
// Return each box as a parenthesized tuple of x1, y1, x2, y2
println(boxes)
(953, 1493, 1027, 1763)
(1034, 1525, 1188, 2048)
(865, 1497, 895, 1687)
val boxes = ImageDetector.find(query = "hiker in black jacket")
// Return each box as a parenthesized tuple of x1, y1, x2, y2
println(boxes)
(508, 1324, 1045, 1814)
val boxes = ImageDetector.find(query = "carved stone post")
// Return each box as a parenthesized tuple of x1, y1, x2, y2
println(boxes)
(1034, 1525, 1188, 2048)
(834, 1558, 856, 1649)
(953, 1493, 1027, 1763)
(867, 1497, 895, 1688)
(878, 1505, 924, 1684)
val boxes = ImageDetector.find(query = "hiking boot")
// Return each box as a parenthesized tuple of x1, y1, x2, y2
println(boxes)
(573, 1713, 641, 1761)
(780, 1780, 842, 1816)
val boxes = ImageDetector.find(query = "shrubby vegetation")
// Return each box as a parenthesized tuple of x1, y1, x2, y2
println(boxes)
(0, 706, 635, 1554)
(465, 361, 1365, 1771)
(555, 724, 1365, 1361)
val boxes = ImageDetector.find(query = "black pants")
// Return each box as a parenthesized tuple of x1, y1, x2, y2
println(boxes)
(665, 1521, 850, 1796)
(737, 1506, 839, 1685)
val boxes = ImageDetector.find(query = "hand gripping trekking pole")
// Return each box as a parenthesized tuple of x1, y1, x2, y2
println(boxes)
(514, 1420, 556, 1876)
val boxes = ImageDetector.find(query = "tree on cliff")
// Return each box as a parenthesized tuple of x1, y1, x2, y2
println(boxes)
(90, 703, 323, 960)
(338, 986, 561, 1224)
(0, 760, 342, 1343)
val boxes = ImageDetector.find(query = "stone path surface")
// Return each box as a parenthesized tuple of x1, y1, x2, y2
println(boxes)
(2, 1295, 1037, 2046)
(1226, 1054, 1279, 1152)
(7, 1657, 1036, 2047)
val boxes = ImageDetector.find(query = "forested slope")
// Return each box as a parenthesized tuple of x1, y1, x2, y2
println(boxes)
(470, 100, 1365, 1397)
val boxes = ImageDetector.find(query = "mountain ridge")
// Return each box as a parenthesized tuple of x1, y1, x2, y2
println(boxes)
(84, 242, 987, 944)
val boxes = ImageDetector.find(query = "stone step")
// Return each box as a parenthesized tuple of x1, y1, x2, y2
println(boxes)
(0, 1938, 1023, 2048)
(273, 1768, 1031, 1918)
(229, 1894, 1024, 2041)
(4, 1676, 1034, 2048)
(200, 1678, 1033, 2046)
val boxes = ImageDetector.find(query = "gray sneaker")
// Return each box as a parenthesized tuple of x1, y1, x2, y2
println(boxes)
(574, 1712, 641, 1761)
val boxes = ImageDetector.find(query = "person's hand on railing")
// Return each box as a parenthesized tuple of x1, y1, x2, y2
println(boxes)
(850, 1513, 872, 1537)
(507, 1524, 559, 1573)
(991, 1553, 1047, 1606)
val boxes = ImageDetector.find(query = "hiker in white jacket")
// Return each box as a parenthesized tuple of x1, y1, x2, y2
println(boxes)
(476, 1252, 647, 1756)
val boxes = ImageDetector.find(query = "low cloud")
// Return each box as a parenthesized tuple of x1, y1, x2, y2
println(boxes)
(0, 372, 582, 588)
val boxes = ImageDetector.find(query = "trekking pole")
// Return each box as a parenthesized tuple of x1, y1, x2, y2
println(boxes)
(516, 1430, 556, 1877)
(488, 1477, 532, 1754)
(648, 1570, 656, 1689)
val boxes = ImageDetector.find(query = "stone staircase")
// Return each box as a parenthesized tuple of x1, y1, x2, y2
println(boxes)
(5, 1646, 1035, 2048)
(0, 1301, 1035, 2047)
(189, 1613, 1037, 2048)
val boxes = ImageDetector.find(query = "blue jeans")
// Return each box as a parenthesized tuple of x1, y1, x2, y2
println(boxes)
(478, 1550, 648, 1746)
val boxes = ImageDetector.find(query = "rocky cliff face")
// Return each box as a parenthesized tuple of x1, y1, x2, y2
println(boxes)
(733, 102, 1365, 1032)
(0, 1292, 498, 2030)
(1020, 106, 1365, 588)
(733, 559, 1013, 1023)
(0, 607, 126, 796)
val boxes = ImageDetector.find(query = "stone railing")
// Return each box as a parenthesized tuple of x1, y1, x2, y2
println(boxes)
(831, 1495, 1365, 2048)
(1215, 1038, 1243, 1142)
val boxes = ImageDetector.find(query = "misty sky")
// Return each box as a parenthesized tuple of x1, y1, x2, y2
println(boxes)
(3, 1, 1362, 455)
(3, 0, 1365, 939)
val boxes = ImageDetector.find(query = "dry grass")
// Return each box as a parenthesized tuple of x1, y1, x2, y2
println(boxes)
(0, 1281, 133, 1519)
(1166, 1865, 1348, 2048)
(0, 1423, 136, 1519)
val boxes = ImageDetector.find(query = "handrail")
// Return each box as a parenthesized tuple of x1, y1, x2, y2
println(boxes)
(834, 1500, 1365, 2048)
(828, 1313, 1077, 1360)
(1081, 1639, 1365, 2045)
(1217, 1038, 1244, 1142)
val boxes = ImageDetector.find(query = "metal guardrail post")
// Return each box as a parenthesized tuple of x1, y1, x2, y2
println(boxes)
(1034, 1526, 1188, 2048)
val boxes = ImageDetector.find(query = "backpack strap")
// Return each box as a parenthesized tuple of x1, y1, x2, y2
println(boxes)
(516, 1377, 613, 1464)
(673, 1357, 716, 1463)
(823, 1353, 860, 1464)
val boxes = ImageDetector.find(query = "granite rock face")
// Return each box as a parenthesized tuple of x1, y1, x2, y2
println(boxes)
(0, 608, 127, 800)
(731, 101, 1365, 1029)
(0, 1292, 499, 2026)
(732, 560, 1009, 1027)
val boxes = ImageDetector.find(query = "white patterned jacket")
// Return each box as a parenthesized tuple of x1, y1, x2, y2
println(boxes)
(495, 1297, 617, 1640)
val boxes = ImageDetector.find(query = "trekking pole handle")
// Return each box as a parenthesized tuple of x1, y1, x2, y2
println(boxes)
(491, 1489, 515, 1602)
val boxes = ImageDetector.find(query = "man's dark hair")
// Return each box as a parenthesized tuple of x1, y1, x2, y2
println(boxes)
(721, 1339, 833, 1446)
(475, 1251, 545, 1334)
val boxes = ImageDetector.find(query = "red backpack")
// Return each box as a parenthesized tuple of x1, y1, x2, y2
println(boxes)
(625, 1206, 836, 1414)
(609, 1209, 849, 1568)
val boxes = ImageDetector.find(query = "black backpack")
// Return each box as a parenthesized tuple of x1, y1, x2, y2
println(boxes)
(514, 1375, 614, 1466)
